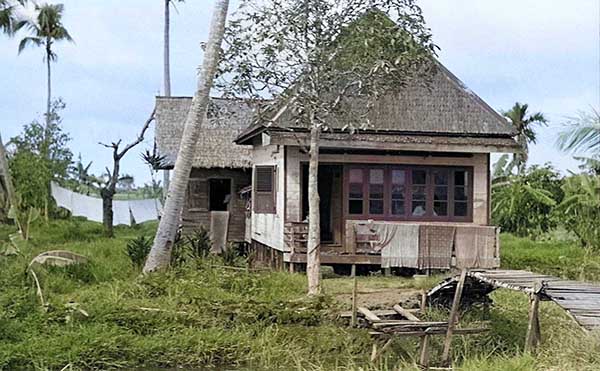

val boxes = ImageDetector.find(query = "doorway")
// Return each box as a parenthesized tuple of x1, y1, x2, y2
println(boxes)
(209, 178, 232, 211)
(301, 164, 343, 244)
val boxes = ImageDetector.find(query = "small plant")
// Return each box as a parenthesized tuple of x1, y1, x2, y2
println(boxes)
(127, 235, 152, 268)
(171, 227, 212, 266)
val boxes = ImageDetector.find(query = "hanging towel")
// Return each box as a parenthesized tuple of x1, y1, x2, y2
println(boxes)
(455, 226, 498, 268)
(418, 225, 455, 269)
(375, 223, 420, 268)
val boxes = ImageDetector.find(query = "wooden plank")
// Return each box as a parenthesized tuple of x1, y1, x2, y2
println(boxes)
(286, 253, 381, 265)
(340, 309, 419, 318)
(382, 327, 489, 336)
(358, 307, 382, 323)
(351, 264, 358, 328)
(370, 338, 394, 362)
(393, 304, 421, 321)
(441, 268, 468, 365)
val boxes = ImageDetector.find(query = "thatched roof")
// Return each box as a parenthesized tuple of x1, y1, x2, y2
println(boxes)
(236, 62, 516, 144)
(154, 97, 255, 169)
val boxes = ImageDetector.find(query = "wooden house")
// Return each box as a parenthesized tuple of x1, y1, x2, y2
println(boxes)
(155, 63, 519, 271)
(154, 97, 255, 249)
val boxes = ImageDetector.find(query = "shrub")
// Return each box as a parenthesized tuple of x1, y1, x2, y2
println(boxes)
(171, 227, 212, 266)
(126, 235, 152, 268)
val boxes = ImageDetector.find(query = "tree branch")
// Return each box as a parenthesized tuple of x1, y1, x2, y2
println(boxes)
(117, 109, 156, 160)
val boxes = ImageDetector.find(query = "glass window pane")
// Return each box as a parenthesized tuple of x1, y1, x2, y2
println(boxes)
(349, 200, 363, 214)
(412, 201, 427, 216)
(434, 202, 448, 216)
(434, 171, 448, 185)
(369, 200, 384, 214)
(392, 169, 406, 185)
(412, 186, 426, 201)
(454, 186, 467, 201)
(392, 185, 405, 200)
(392, 200, 405, 215)
(413, 170, 426, 185)
(434, 186, 448, 201)
(349, 183, 363, 199)
(369, 169, 384, 184)
(369, 184, 384, 199)
(454, 201, 467, 216)
(349, 169, 363, 183)
(454, 170, 467, 186)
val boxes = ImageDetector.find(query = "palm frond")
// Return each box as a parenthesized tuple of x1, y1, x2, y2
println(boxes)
(18, 36, 42, 53)
(557, 108, 600, 153)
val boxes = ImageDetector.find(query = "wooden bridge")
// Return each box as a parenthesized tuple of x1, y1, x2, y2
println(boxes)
(428, 269, 600, 332)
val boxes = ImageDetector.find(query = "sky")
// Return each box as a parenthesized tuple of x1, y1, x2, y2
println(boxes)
(0, 0, 599, 186)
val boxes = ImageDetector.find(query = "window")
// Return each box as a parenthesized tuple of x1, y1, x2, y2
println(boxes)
(391, 169, 406, 216)
(369, 169, 385, 215)
(187, 178, 208, 210)
(348, 168, 364, 215)
(254, 166, 276, 214)
(345, 165, 472, 221)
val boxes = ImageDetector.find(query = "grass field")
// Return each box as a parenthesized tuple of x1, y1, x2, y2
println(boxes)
(1, 219, 599, 370)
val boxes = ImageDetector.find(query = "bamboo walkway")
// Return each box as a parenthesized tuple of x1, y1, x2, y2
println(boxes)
(428, 269, 600, 331)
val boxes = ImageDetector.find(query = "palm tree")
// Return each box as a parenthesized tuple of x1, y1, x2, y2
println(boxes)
(0, 0, 24, 35)
(143, 0, 230, 272)
(557, 108, 600, 154)
(162, 0, 184, 201)
(502, 102, 547, 174)
(16, 3, 72, 128)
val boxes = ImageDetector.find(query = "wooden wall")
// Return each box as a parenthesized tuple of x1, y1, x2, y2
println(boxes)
(250, 142, 286, 251)
(182, 167, 251, 242)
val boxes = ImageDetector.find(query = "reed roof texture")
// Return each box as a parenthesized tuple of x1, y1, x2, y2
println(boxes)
(154, 97, 255, 169)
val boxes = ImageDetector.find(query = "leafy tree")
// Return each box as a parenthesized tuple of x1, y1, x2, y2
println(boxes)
(502, 102, 547, 174)
(143, 0, 230, 273)
(558, 174, 600, 250)
(217, 0, 436, 294)
(557, 108, 600, 154)
(9, 99, 72, 210)
(492, 164, 563, 238)
(16, 3, 73, 130)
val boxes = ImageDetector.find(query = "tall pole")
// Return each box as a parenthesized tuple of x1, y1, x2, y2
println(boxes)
(162, 0, 172, 201)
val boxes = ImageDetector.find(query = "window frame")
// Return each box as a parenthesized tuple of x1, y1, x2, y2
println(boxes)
(253, 165, 277, 214)
(343, 164, 473, 222)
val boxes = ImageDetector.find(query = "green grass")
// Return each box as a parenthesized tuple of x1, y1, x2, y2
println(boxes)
(1, 220, 600, 370)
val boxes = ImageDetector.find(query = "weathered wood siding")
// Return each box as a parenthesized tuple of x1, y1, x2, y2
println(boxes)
(284, 147, 490, 226)
(251, 142, 286, 251)
(182, 167, 251, 242)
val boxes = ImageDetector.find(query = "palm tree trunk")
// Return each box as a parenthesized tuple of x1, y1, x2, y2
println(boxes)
(46, 44, 51, 129)
(306, 124, 321, 295)
(143, 0, 230, 273)
(162, 0, 171, 202)
(0, 132, 16, 210)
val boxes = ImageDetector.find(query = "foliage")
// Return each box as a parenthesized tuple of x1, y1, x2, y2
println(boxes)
(7, 193, 40, 241)
(2, 220, 600, 369)
(557, 174, 600, 250)
(9, 99, 72, 209)
(492, 164, 563, 237)
(15, 2, 73, 61)
(501, 102, 547, 174)
(0, 0, 24, 35)
(557, 108, 600, 154)
(126, 235, 153, 268)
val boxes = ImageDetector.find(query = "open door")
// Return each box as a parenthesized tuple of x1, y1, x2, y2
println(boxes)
(301, 164, 343, 244)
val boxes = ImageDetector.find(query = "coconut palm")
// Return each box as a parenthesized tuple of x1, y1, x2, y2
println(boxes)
(0, 0, 24, 35)
(502, 102, 547, 174)
(16, 3, 72, 126)
(143, 0, 230, 272)
(557, 108, 600, 154)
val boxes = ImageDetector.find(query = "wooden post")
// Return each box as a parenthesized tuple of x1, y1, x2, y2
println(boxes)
(441, 269, 468, 365)
(418, 332, 430, 369)
(351, 264, 358, 327)
(525, 280, 543, 353)
(420, 289, 427, 313)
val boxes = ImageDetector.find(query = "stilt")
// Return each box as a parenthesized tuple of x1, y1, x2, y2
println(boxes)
(351, 264, 358, 327)
(525, 281, 544, 353)
(441, 268, 468, 365)
(418, 333, 430, 369)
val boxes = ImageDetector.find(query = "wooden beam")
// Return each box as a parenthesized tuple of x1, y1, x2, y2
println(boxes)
(284, 253, 381, 265)
(351, 264, 358, 327)
(370, 338, 394, 362)
(393, 304, 421, 321)
(441, 269, 468, 365)
(358, 307, 381, 323)
(419, 333, 430, 369)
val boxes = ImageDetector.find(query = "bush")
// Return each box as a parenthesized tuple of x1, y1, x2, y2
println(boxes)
(171, 227, 212, 266)
(126, 235, 152, 268)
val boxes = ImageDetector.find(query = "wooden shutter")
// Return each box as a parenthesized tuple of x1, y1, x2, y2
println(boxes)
(254, 166, 276, 214)
(187, 178, 208, 210)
